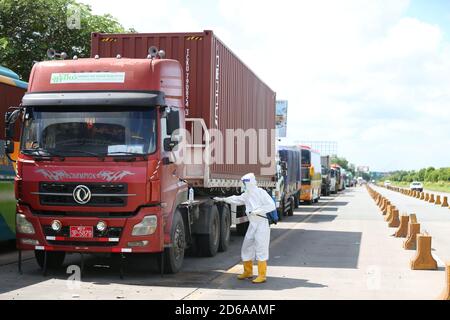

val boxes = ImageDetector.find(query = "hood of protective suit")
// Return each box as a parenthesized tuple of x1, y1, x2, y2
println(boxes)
(241, 173, 258, 193)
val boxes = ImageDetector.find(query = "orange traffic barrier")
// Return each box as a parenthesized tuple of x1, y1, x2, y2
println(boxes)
(380, 198, 386, 211)
(384, 205, 393, 221)
(410, 233, 437, 270)
(376, 195, 382, 206)
(442, 196, 449, 208)
(439, 262, 450, 300)
(429, 194, 435, 203)
(388, 208, 400, 228)
(420, 192, 425, 200)
(395, 215, 409, 238)
(382, 201, 391, 215)
(403, 222, 420, 250)
(436, 195, 442, 205)
(425, 193, 430, 201)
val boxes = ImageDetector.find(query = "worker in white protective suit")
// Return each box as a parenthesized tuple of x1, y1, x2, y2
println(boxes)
(214, 173, 275, 283)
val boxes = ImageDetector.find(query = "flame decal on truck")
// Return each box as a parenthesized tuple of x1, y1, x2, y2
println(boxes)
(35, 169, 135, 182)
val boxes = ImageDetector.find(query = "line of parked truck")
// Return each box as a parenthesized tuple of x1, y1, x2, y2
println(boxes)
(1, 30, 350, 273)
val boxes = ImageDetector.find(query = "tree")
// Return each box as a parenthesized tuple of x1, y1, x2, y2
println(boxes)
(0, 0, 131, 80)
(330, 156, 349, 170)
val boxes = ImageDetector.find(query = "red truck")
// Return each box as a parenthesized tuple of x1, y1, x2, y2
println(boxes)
(5, 30, 276, 274)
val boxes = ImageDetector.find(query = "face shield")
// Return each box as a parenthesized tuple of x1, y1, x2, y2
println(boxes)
(241, 173, 257, 192)
(241, 178, 250, 192)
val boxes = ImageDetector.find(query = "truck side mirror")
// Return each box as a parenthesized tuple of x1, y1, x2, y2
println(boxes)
(166, 109, 180, 135)
(5, 139, 15, 155)
(4, 109, 21, 156)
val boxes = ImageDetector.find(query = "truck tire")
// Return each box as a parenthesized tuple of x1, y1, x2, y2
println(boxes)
(236, 221, 249, 236)
(35, 251, 66, 270)
(288, 197, 294, 216)
(218, 204, 231, 252)
(163, 210, 186, 274)
(277, 206, 284, 221)
(294, 194, 300, 208)
(236, 205, 249, 236)
(197, 205, 220, 257)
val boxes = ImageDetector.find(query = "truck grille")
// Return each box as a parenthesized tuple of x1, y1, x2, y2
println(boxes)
(46, 241, 117, 247)
(37, 182, 129, 207)
(33, 210, 136, 218)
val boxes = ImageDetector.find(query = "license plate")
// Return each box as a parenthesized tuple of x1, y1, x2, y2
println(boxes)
(70, 226, 94, 238)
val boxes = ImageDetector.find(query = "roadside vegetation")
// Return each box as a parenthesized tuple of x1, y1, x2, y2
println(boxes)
(382, 167, 450, 193)
(0, 0, 134, 80)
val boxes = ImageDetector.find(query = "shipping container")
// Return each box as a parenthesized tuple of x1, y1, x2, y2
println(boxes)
(91, 30, 276, 186)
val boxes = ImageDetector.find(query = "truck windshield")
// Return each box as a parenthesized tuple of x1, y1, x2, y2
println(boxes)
(21, 106, 157, 156)
(301, 149, 311, 165)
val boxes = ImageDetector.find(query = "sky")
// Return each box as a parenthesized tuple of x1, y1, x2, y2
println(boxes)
(80, 0, 450, 172)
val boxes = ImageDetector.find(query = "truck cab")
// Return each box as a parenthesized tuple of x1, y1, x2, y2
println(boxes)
(299, 146, 322, 204)
(4, 57, 208, 273)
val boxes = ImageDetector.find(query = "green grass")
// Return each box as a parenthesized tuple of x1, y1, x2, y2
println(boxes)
(0, 200, 16, 232)
(387, 181, 450, 193)
(0, 181, 14, 193)
(0, 181, 16, 233)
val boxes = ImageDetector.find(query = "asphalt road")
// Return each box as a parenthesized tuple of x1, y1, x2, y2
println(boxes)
(0, 186, 446, 300)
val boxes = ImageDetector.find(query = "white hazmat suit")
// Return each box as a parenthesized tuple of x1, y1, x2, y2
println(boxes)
(214, 173, 275, 283)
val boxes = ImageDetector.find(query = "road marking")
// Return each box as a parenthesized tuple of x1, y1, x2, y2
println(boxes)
(182, 194, 340, 300)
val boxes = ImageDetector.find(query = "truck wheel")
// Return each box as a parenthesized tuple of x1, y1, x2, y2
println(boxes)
(288, 197, 294, 216)
(197, 205, 220, 257)
(35, 251, 66, 270)
(163, 210, 186, 274)
(294, 194, 299, 208)
(218, 204, 231, 252)
(236, 221, 249, 236)
(277, 207, 283, 221)
(235, 205, 249, 236)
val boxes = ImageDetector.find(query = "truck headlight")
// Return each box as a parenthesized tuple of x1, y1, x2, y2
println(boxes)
(16, 214, 35, 235)
(96, 221, 107, 232)
(132, 216, 157, 236)
(51, 220, 62, 232)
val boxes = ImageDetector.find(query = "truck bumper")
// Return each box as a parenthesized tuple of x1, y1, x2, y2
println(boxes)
(15, 204, 164, 254)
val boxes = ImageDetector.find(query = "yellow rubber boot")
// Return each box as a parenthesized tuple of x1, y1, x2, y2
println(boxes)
(237, 261, 253, 280)
(252, 261, 267, 284)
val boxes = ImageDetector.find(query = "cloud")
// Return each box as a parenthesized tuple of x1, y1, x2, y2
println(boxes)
(218, 0, 450, 171)
(81, 0, 450, 171)
(79, 0, 201, 32)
